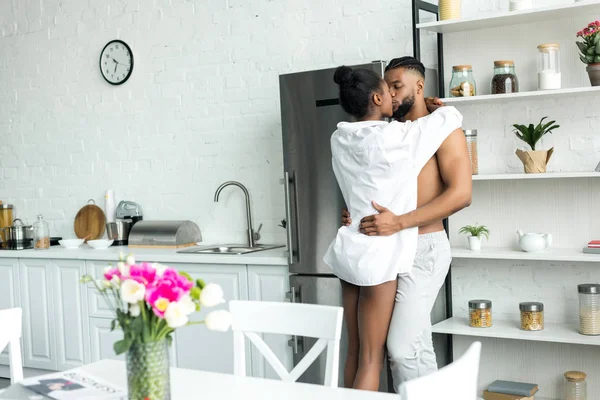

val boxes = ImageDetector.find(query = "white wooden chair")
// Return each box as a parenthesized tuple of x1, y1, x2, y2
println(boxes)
(0, 308, 24, 388)
(229, 300, 343, 387)
(399, 341, 482, 400)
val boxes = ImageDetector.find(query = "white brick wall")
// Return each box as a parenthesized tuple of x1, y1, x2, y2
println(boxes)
(0, 0, 420, 244)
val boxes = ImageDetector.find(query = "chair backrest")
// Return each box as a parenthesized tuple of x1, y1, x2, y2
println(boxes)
(229, 300, 343, 387)
(0, 308, 23, 383)
(399, 341, 482, 400)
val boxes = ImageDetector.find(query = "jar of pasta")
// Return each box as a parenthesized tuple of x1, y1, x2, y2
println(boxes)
(464, 130, 478, 175)
(469, 300, 492, 328)
(578, 283, 600, 335)
(520, 302, 544, 331)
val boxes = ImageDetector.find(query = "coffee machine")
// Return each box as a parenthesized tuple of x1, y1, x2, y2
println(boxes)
(106, 201, 143, 246)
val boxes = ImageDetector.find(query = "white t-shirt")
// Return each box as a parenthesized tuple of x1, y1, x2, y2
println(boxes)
(323, 106, 463, 286)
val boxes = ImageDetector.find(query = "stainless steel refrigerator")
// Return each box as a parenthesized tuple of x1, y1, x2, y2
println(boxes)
(279, 61, 448, 392)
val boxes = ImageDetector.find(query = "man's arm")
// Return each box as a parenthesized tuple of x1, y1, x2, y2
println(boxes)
(359, 128, 472, 236)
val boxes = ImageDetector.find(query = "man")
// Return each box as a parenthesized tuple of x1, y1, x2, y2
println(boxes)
(342, 57, 472, 391)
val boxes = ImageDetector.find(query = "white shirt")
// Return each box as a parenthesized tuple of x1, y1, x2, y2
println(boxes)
(323, 106, 463, 286)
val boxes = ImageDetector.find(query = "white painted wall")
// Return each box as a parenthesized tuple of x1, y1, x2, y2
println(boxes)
(444, 1, 600, 398)
(0, 0, 420, 245)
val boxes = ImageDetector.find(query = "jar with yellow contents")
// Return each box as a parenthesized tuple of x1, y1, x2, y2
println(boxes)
(469, 300, 492, 328)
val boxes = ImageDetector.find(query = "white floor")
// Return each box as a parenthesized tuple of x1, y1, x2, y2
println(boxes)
(0, 379, 8, 389)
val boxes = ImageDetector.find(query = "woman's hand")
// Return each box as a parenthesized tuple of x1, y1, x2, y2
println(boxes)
(359, 201, 402, 236)
(425, 97, 445, 113)
(342, 208, 352, 227)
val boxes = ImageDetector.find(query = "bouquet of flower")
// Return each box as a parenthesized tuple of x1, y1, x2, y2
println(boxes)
(81, 253, 232, 355)
(577, 20, 600, 65)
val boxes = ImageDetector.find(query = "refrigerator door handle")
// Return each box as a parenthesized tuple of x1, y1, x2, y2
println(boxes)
(285, 285, 304, 354)
(283, 171, 294, 265)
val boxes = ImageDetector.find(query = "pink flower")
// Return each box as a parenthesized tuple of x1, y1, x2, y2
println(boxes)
(129, 263, 157, 287)
(144, 269, 192, 318)
(104, 267, 121, 281)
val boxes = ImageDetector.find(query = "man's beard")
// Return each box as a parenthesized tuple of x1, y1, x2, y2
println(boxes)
(392, 94, 415, 120)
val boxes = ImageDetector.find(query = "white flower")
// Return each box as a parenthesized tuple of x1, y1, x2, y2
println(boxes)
(164, 301, 189, 328)
(152, 263, 168, 276)
(125, 255, 136, 266)
(129, 303, 141, 317)
(120, 279, 145, 304)
(180, 295, 196, 315)
(110, 275, 120, 288)
(103, 280, 112, 289)
(117, 261, 130, 277)
(200, 283, 226, 307)
(205, 310, 232, 332)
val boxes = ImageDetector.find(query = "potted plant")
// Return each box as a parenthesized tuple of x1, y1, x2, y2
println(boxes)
(81, 254, 232, 400)
(459, 224, 490, 251)
(577, 20, 600, 86)
(513, 117, 559, 173)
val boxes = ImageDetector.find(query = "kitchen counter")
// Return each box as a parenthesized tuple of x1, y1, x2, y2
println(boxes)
(0, 245, 289, 266)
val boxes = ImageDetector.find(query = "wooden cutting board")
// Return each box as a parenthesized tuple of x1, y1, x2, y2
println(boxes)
(74, 199, 106, 241)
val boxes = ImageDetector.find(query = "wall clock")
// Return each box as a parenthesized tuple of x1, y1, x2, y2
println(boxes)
(99, 40, 134, 85)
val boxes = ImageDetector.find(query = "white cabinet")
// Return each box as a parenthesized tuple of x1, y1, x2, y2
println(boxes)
(51, 260, 88, 369)
(247, 265, 292, 379)
(173, 263, 251, 374)
(0, 258, 20, 366)
(89, 318, 123, 362)
(18, 259, 56, 370)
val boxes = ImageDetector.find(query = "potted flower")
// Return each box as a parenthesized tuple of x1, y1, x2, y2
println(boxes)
(81, 254, 231, 400)
(577, 20, 600, 86)
(459, 224, 490, 251)
(513, 116, 559, 173)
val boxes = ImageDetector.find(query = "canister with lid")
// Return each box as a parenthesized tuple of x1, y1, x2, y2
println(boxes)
(519, 302, 544, 331)
(33, 214, 50, 250)
(578, 283, 600, 335)
(464, 130, 478, 175)
(469, 299, 492, 328)
(564, 371, 587, 400)
(0, 203, 13, 243)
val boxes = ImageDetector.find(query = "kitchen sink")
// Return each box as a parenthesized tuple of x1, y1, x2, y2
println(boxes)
(177, 244, 285, 255)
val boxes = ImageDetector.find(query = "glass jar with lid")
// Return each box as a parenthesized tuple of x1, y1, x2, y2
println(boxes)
(519, 302, 544, 331)
(449, 65, 476, 97)
(464, 130, 478, 175)
(564, 371, 587, 400)
(578, 283, 600, 335)
(537, 43, 561, 90)
(469, 299, 492, 328)
(33, 214, 50, 250)
(491, 60, 519, 94)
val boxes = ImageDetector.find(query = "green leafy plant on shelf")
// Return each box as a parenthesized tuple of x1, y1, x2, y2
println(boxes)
(459, 224, 490, 240)
(512, 117, 559, 174)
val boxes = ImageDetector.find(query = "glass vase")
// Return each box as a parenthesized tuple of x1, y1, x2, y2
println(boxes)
(126, 340, 171, 400)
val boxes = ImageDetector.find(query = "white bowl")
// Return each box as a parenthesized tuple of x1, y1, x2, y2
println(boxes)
(87, 239, 114, 250)
(59, 239, 84, 249)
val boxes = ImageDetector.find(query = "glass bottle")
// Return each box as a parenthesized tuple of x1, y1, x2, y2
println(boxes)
(578, 283, 600, 335)
(537, 43, 561, 90)
(564, 371, 587, 400)
(491, 61, 519, 94)
(33, 214, 50, 250)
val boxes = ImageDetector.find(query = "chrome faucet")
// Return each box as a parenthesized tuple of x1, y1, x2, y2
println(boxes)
(214, 181, 261, 248)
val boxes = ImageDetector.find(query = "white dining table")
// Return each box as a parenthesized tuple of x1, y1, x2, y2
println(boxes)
(78, 359, 400, 400)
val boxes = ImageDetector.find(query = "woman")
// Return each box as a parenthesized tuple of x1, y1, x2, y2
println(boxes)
(323, 66, 461, 391)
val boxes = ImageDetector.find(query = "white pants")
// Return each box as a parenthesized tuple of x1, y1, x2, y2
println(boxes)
(386, 231, 452, 392)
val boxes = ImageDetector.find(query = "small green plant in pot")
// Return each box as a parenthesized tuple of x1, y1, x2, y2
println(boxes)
(513, 116, 559, 173)
(459, 224, 490, 251)
(576, 20, 600, 86)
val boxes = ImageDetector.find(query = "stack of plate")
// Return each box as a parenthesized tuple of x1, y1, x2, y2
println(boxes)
(509, 0, 533, 11)
(439, 0, 461, 21)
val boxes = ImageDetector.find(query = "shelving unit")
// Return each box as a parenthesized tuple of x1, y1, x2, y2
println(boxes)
(472, 171, 600, 181)
(452, 247, 599, 263)
(417, 0, 600, 34)
(412, 0, 600, 397)
(443, 86, 600, 104)
(432, 318, 599, 347)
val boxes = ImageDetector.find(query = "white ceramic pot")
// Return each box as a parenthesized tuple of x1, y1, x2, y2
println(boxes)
(509, 0, 532, 11)
(468, 236, 482, 251)
(516, 230, 552, 252)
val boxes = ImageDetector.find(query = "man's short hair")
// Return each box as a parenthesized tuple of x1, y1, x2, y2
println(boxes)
(385, 57, 425, 79)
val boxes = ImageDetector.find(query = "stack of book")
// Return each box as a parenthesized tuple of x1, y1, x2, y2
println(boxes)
(482, 380, 538, 400)
(583, 240, 600, 254)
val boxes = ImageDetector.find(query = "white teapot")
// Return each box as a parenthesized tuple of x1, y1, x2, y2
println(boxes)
(516, 230, 552, 252)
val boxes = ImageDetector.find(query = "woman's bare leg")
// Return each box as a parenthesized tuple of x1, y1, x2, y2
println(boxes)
(340, 279, 360, 388)
(353, 279, 398, 391)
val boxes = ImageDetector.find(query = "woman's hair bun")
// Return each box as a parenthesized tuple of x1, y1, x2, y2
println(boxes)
(334, 65, 354, 85)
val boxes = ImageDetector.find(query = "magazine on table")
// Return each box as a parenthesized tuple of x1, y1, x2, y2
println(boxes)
(13, 368, 126, 400)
